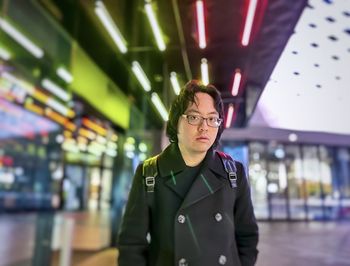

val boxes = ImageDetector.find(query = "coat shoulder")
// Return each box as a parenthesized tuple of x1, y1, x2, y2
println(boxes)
(214, 150, 244, 166)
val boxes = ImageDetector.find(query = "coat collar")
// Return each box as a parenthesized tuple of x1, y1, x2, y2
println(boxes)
(158, 143, 187, 178)
(158, 143, 227, 179)
(157, 143, 229, 208)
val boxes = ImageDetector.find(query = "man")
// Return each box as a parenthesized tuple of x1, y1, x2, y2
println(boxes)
(118, 80, 259, 266)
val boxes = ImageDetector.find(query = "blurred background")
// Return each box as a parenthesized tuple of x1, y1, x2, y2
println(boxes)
(0, 0, 349, 265)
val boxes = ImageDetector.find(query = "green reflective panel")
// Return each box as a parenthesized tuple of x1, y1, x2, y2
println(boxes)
(70, 42, 130, 130)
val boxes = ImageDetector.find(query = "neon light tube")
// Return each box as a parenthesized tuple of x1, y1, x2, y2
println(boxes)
(196, 0, 206, 49)
(132, 61, 151, 91)
(231, 69, 242, 96)
(145, 1, 166, 51)
(170, 72, 181, 95)
(95, 0, 127, 53)
(201, 58, 209, 85)
(79, 128, 96, 140)
(151, 92, 169, 121)
(225, 104, 234, 128)
(0, 18, 44, 58)
(241, 0, 258, 46)
(42, 78, 71, 102)
(57, 67, 73, 83)
(82, 118, 107, 136)
(0, 46, 11, 60)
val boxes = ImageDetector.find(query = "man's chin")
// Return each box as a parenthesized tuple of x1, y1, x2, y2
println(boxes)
(193, 144, 211, 153)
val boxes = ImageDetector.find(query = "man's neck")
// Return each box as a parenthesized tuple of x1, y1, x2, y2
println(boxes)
(178, 143, 206, 167)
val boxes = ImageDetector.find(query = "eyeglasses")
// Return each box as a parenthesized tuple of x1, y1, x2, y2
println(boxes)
(182, 114, 223, 128)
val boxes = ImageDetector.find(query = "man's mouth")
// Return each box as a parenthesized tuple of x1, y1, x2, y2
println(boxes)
(196, 136, 209, 141)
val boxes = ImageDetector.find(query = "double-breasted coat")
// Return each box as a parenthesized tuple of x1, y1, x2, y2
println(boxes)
(118, 143, 259, 266)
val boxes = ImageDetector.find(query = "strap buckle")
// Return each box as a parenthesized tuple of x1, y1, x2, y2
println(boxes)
(145, 176, 155, 192)
(228, 172, 237, 188)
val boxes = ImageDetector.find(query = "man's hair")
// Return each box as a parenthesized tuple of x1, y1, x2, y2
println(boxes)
(166, 80, 224, 148)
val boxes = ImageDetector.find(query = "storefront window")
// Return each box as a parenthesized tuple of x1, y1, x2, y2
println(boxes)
(302, 146, 324, 219)
(248, 142, 268, 219)
(337, 148, 350, 219)
(265, 142, 288, 219)
(319, 146, 339, 219)
(229, 141, 350, 221)
(285, 145, 307, 220)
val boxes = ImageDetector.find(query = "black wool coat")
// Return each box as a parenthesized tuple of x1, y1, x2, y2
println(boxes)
(118, 143, 259, 266)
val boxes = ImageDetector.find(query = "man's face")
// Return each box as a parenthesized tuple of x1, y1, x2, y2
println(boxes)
(177, 92, 219, 155)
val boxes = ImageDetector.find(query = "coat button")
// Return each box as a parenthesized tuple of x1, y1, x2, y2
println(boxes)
(218, 255, 227, 265)
(215, 212, 222, 222)
(178, 258, 188, 266)
(178, 214, 186, 224)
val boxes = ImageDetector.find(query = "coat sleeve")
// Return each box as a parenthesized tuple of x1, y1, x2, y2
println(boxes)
(117, 164, 149, 266)
(234, 162, 259, 266)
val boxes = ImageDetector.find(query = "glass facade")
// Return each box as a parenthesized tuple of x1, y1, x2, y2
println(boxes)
(0, 132, 62, 211)
(243, 142, 350, 221)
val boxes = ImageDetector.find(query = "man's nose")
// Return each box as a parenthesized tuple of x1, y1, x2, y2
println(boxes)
(198, 118, 209, 130)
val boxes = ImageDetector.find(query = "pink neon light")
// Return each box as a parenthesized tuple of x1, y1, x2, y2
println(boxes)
(231, 70, 242, 96)
(241, 0, 258, 46)
(196, 0, 207, 49)
(225, 104, 234, 128)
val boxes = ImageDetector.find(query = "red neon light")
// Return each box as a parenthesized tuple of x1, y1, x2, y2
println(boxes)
(241, 0, 258, 46)
(225, 104, 234, 128)
(231, 69, 242, 96)
(196, 0, 207, 49)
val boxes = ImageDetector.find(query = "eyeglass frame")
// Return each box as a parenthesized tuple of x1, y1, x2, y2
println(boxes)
(181, 114, 223, 128)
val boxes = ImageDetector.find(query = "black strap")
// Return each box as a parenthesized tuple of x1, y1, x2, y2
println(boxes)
(142, 151, 237, 196)
(142, 155, 158, 193)
(216, 151, 238, 188)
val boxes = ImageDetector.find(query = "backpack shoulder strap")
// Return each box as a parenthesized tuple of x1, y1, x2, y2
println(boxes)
(142, 155, 159, 193)
(216, 151, 238, 188)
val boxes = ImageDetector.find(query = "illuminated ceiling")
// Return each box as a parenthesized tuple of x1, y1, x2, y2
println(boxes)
(249, 0, 350, 135)
(34, 0, 306, 129)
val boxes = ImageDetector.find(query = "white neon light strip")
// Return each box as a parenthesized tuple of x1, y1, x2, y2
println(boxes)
(42, 78, 71, 102)
(201, 58, 209, 85)
(1, 72, 34, 94)
(0, 18, 44, 58)
(56, 67, 73, 83)
(231, 69, 242, 96)
(196, 0, 207, 49)
(145, 1, 166, 51)
(46, 98, 71, 117)
(95, 0, 127, 53)
(225, 104, 234, 128)
(151, 92, 169, 121)
(170, 72, 181, 95)
(241, 0, 258, 46)
(1, 72, 72, 117)
(132, 61, 151, 91)
(0, 46, 11, 60)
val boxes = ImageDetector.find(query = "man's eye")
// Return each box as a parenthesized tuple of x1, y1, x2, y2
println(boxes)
(209, 117, 219, 122)
(188, 115, 199, 120)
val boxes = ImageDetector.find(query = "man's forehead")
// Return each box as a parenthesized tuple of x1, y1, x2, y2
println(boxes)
(185, 106, 218, 114)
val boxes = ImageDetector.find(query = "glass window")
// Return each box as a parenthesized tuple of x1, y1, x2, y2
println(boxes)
(100, 169, 112, 210)
(319, 146, 339, 219)
(285, 145, 307, 220)
(302, 146, 324, 220)
(337, 148, 350, 219)
(266, 142, 288, 219)
(248, 142, 268, 219)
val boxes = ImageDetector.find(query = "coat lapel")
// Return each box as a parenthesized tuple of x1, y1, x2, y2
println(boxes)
(158, 143, 188, 198)
(181, 149, 228, 209)
(181, 168, 223, 209)
(164, 170, 190, 198)
(157, 143, 229, 204)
